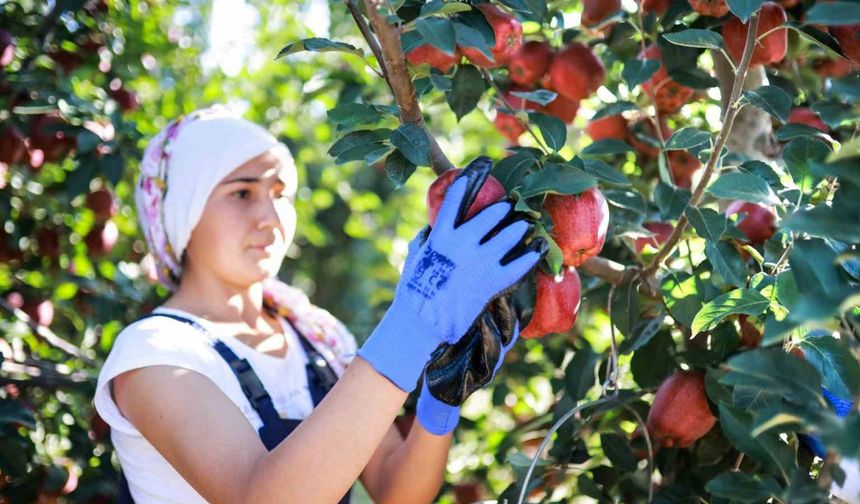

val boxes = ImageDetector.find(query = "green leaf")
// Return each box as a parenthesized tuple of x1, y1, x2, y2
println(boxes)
(727, 0, 765, 23)
(654, 182, 691, 221)
(54, 282, 78, 300)
(805, 2, 860, 26)
(631, 331, 676, 388)
(564, 345, 600, 401)
(453, 14, 495, 61)
(390, 124, 430, 167)
(491, 151, 538, 192)
(0, 399, 36, 429)
(740, 160, 782, 190)
(384, 150, 417, 188)
(419, 0, 472, 17)
(720, 349, 822, 406)
(685, 207, 726, 242)
(705, 472, 781, 502)
(782, 205, 860, 243)
(534, 222, 564, 272)
(604, 188, 647, 214)
(445, 64, 487, 120)
(662, 29, 725, 50)
(665, 127, 712, 151)
(580, 159, 631, 186)
(718, 402, 796, 479)
(76, 130, 100, 154)
(528, 112, 566, 152)
(692, 288, 770, 334)
(415, 17, 456, 55)
(671, 67, 721, 89)
(742, 86, 792, 122)
(782, 137, 830, 191)
(706, 172, 780, 206)
(582, 139, 634, 156)
(800, 332, 860, 401)
(622, 58, 660, 89)
(662, 273, 705, 328)
(511, 89, 557, 107)
(328, 129, 391, 164)
(619, 314, 666, 354)
(813, 100, 857, 129)
(518, 164, 596, 198)
(101, 153, 124, 186)
(600, 434, 638, 472)
(277, 38, 363, 59)
(592, 102, 638, 120)
(788, 239, 859, 321)
(705, 241, 748, 288)
(787, 22, 845, 57)
(327, 103, 385, 127)
(775, 123, 829, 141)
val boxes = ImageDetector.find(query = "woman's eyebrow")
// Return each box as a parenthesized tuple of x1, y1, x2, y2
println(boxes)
(220, 175, 288, 186)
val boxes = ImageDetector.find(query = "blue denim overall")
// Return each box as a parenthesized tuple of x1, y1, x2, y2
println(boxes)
(117, 312, 351, 504)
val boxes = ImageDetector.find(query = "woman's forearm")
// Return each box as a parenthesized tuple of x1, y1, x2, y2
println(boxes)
(374, 423, 454, 504)
(242, 357, 409, 504)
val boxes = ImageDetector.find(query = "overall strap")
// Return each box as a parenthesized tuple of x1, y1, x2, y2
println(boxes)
(283, 317, 339, 405)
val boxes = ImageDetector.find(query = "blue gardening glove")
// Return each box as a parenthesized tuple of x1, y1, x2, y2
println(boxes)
(416, 315, 520, 435)
(803, 387, 854, 457)
(357, 157, 542, 392)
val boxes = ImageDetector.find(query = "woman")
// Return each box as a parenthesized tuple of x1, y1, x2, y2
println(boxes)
(93, 106, 542, 503)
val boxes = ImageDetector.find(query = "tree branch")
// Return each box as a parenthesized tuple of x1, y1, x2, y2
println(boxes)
(0, 297, 95, 365)
(641, 10, 762, 279)
(356, 0, 454, 174)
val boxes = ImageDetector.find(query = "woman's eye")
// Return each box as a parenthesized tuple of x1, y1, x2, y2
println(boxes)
(234, 189, 251, 200)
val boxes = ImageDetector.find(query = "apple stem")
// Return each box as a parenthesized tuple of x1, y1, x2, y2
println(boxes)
(356, 0, 455, 174)
(641, 10, 762, 280)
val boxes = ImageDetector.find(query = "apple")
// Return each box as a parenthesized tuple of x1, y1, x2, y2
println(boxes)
(22, 298, 54, 327)
(642, 0, 670, 14)
(0, 125, 26, 165)
(647, 370, 716, 448)
(508, 40, 553, 86)
(723, 2, 787, 67)
(582, 0, 621, 28)
(0, 30, 15, 67)
(89, 411, 111, 442)
(29, 112, 75, 163)
(548, 42, 606, 102)
(426, 169, 507, 227)
(812, 57, 853, 78)
(788, 107, 828, 132)
(110, 87, 140, 113)
(634, 222, 674, 254)
(688, 0, 729, 17)
(406, 42, 461, 73)
(521, 267, 582, 339)
(628, 114, 670, 159)
(640, 44, 695, 114)
(586, 114, 628, 141)
(668, 150, 702, 189)
(738, 314, 763, 348)
(494, 88, 542, 143)
(460, 4, 523, 68)
(48, 48, 84, 73)
(544, 187, 610, 267)
(454, 481, 484, 504)
(85, 188, 118, 221)
(36, 228, 61, 258)
(725, 201, 776, 245)
(85, 221, 119, 257)
(830, 25, 860, 65)
(542, 93, 580, 124)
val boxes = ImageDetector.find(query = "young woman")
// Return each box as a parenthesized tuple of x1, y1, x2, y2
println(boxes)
(93, 106, 542, 503)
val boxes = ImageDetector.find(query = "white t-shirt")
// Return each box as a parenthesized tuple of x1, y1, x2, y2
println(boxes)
(93, 307, 328, 503)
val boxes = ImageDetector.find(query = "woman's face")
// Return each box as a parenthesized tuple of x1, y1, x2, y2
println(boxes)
(183, 148, 297, 289)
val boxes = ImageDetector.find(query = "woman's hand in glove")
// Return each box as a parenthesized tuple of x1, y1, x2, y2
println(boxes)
(357, 157, 543, 393)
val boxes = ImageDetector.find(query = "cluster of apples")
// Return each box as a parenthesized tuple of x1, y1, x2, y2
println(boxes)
(426, 168, 609, 340)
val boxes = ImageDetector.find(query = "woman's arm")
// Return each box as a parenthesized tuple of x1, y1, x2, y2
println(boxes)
(114, 357, 407, 504)
(360, 421, 453, 504)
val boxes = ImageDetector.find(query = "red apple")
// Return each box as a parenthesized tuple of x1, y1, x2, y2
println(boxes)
(642, 0, 671, 14)
(48, 48, 84, 73)
(110, 88, 140, 113)
(668, 150, 702, 189)
(549, 42, 606, 102)
(788, 107, 828, 132)
(830, 25, 860, 65)
(542, 93, 580, 124)
(406, 43, 461, 73)
(29, 112, 75, 163)
(688, 0, 729, 17)
(544, 187, 610, 267)
(634, 222, 674, 254)
(454, 481, 485, 504)
(738, 314, 763, 348)
(85, 189, 118, 222)
(640, 44, 696, 114)
(521, 267, 582, 339)
(723, 2, 787, 67)
(647, 370, 716, 448)
(0, 125, 26, 165)
(36, 228, 61, 258)
(586, 114, 628, 141)
(461, 4, 523, 68)
(582, 0, 622, 28)
(0, 30, 15, 67)
(426, 169, 507, 227)
(85, 221, 119, 257)
(812, 57, 853, 78)
(508, 40, 553, 86)
(725, 201, 776, 245)
(628, 114, 670, 159)
(494, 113, 526, 143)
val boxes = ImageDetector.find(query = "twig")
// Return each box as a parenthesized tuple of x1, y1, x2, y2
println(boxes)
(602, 283, 620, 395)
(641, 10, 762, 279)
(732, 453, 745, 471)
(344, 0, 392, 86)
(358, 0, 454, 174)
(0, 297, 95, 365)
(622, 403, 655, 503)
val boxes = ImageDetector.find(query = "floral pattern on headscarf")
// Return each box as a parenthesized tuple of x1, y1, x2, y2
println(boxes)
(136, 107, 356, 376)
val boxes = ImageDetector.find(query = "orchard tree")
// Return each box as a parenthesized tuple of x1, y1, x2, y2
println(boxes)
(2, 0, 860, 503)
